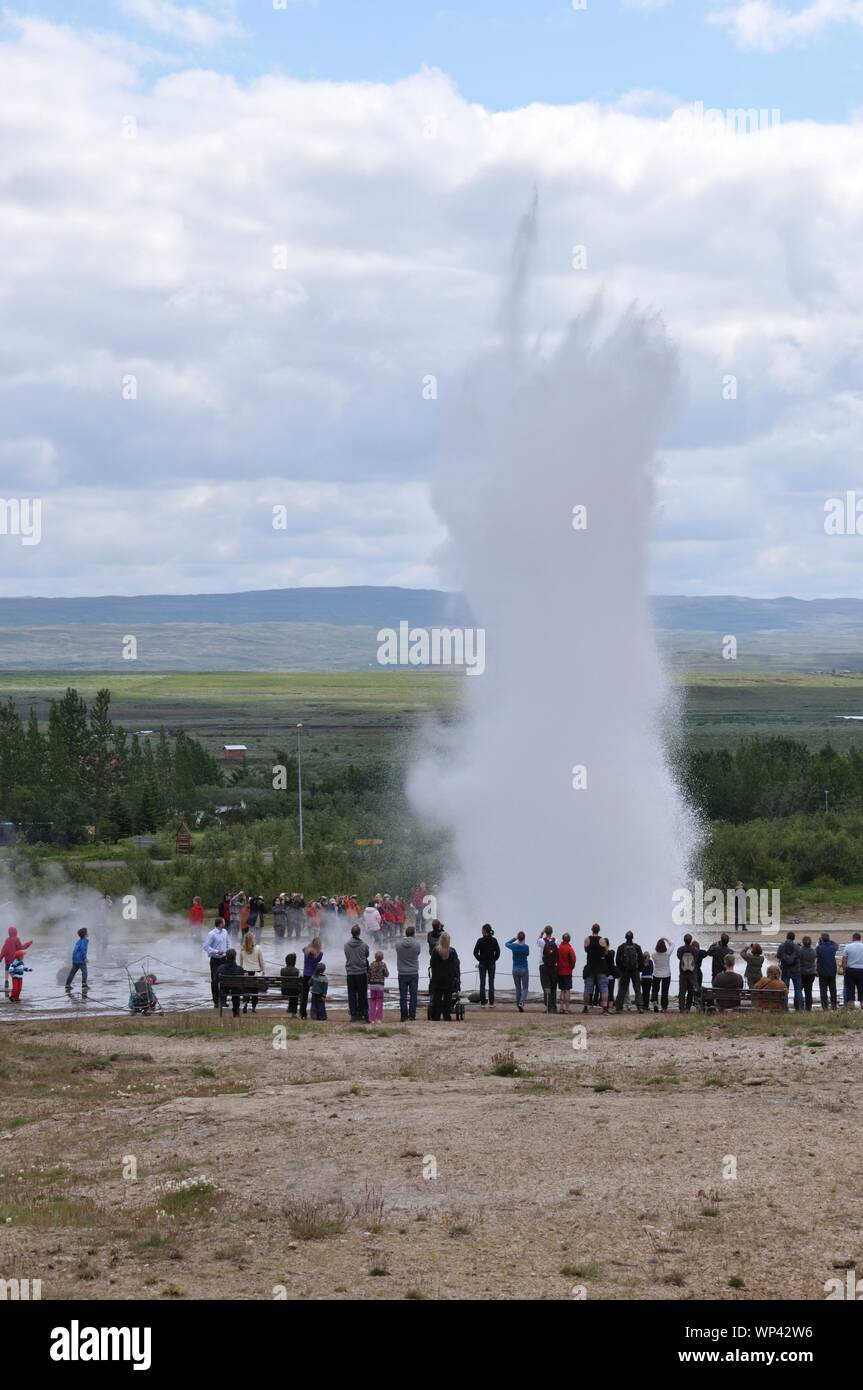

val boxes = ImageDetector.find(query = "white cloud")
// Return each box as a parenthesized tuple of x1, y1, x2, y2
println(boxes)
(1, 17, 863, 599)
(117, 0, 246, 47)
(708, 0, 863, 52)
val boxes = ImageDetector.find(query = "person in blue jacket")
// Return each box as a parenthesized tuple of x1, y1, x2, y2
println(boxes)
(505, 932, 530, 1012)
(65, 928, 89, 994)
(816, 933, 838, 1011)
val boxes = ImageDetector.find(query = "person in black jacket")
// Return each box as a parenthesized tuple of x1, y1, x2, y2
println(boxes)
(614, 932, 645, 1012)
(473, 923, 500, 1006)
(705, 933, 731, 982)
(429, 932, 460, 1020)
(218, 948, 245, 1018)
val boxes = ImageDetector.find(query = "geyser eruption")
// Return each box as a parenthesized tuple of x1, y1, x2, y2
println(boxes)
(410, 208, 699, 956)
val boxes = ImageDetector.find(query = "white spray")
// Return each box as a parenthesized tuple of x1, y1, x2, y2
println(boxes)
(409, 203, 699, 963)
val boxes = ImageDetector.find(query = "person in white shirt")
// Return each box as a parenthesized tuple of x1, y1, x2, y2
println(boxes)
(363, 902, 382, 939)
(238, 930, 266, 1013)
(203, 918, 230, 1008)
(841, 933, 863, 1007)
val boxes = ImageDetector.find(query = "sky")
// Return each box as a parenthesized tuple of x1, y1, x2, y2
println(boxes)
(2, 0, 863, 598)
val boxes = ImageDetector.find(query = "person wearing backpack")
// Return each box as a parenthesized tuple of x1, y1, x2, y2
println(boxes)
(677, 934, 699, 1012)
(614, 932, 645, 1012)
(777, 931, 803, 1012)
(537, 926, 559, 1014)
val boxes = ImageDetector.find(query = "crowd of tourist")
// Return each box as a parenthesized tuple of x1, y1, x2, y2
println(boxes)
(192, 895, 863, 1023)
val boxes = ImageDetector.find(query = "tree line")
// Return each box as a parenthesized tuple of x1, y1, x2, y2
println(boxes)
(0, 688, 221, 843)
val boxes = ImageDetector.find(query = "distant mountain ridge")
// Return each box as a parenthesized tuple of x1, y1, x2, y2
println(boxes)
(1, 589, 863, 672)
(2, 587, 863, 630)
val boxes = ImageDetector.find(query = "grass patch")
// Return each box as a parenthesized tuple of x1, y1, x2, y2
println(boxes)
(149, 1178, 221, 1223)
(561, 1261, 600, 1280)
(282, 1197, 348, 1241)
(489, 1049, 520, 1077)
(637, 1010, 863, 1041)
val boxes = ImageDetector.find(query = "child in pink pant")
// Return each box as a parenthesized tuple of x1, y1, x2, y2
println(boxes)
(368, 951, 389, 1022)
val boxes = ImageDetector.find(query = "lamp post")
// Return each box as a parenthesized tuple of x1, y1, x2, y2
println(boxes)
(297, 723, 304, 853)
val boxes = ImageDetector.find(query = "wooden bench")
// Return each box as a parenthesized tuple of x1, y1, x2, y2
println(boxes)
(698, 986, 780, 1013)
(218, 974, 295, 1015)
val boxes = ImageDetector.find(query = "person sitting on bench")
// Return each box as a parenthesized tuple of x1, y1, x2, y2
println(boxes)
(712, 953, 744, 1010)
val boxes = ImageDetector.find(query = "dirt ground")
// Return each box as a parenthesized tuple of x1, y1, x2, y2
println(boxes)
(1, 1003, 861, 1301)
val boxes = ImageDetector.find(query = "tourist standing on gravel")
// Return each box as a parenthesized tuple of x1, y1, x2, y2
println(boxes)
(741, 942, 765, 988)
(537, 926, 559, 1014)
(344, 924, 370, 1022)
(429, 931, 460, 1021)
(777, 931, 803, 1011)
(218, 948, 245, 1018)
(280, 952, 301, 1015)
(427, 918, 444, 956)
(581, 925, 609, 1014)
(650, 937, 673, 1012)
(816, 933, 838, 1010)
(473, 924, 500, 1007)
(238, 930, 265, 1013)
(309, 962, 329, 1020)
(396, 924, 421, 1021)
(301, 937, 323, 1019)
(706, 933, 731, 982)
(640, 949, 654, 1011)
(505, 932, 530, 1012)
(614, 932, 644, 1013)
(368, 951, 389, 1022)
(676, 935, 700, 1012)
(799, 936, 817, 1011)
(841, 932, 863, 1007)
(203, 917, 230, 1007)
(557, 933, 576, 1014)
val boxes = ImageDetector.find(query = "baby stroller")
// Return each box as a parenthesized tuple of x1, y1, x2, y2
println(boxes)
(426, 980, 465, 1021)
(128, 972, 161, 1016)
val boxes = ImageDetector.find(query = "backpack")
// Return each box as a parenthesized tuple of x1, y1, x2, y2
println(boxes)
(620, 942, 640, 971)
(543, 940, 559, 968)
(679, 948, 697, 974)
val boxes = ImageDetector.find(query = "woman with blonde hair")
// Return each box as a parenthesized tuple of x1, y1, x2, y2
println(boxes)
(239, 929, 265, 1014)
(429, 930, 460, 1021)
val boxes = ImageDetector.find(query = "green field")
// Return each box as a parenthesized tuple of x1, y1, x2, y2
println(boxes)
(1, 670, 863, 770)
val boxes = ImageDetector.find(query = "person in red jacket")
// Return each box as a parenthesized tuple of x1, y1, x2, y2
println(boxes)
(188, 897, 205, 937)
(1, 927, 32, 997)
(557, 933, 577, 1014)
